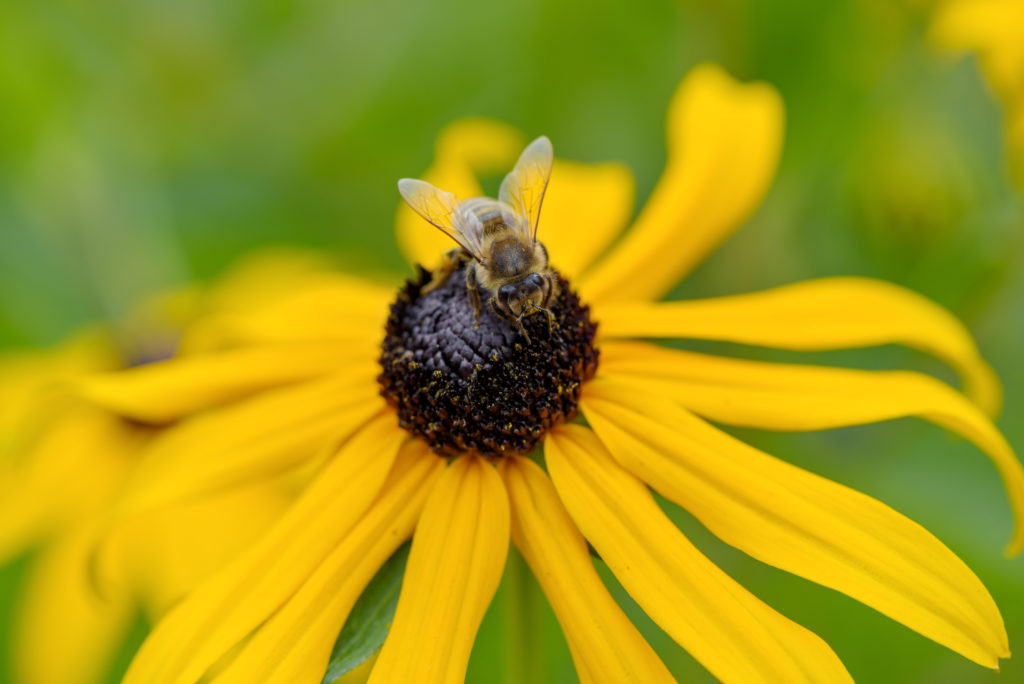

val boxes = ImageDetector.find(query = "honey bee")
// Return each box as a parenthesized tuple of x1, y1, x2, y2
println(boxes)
(398, 136, 559, 341)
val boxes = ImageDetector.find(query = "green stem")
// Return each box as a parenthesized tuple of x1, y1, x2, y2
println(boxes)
(504, 549, 543, 684)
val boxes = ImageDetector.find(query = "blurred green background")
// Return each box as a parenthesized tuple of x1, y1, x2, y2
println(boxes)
(1, 0, 1022, 682)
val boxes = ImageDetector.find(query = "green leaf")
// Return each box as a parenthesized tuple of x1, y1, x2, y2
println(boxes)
(322, 541, 411, 683)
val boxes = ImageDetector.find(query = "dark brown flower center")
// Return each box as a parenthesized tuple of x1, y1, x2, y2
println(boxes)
(378, 265, 598, 457)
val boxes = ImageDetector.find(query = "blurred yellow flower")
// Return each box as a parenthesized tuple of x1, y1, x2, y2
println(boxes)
(0, 276, 299, 684)
(930, 0, 1024, 177)
(85, 64, 1021, 684)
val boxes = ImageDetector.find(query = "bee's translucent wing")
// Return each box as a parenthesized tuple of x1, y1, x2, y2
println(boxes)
(398, 178, 486, 262)
(499, 136, 553, 242)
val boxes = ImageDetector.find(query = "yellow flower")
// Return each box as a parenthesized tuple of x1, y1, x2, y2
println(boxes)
(929, 0, 1024, 176)
(89, 64, 1022, 684)
(0, 271, 302, 684)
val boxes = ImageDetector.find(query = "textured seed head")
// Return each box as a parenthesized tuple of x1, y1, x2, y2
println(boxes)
(378, 266, 598, 457)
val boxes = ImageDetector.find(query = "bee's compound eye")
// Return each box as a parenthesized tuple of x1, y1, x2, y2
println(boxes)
(498, 283, 518, 304)
(525, 273, 545, 290)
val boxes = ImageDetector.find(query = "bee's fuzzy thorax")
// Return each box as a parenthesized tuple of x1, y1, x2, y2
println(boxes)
(378, 265, 598, 457)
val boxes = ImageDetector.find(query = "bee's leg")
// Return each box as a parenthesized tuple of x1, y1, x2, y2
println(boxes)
(540, 305, 556, 334)
(514, 313, 531, 344)
(465, 265, 482, 323)
(491, 298, 530, 343)
(423, 248, 467, 295)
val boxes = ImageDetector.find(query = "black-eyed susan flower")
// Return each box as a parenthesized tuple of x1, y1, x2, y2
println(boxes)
(0, 269, 306, 684)
(929, 0, 1024, 177)
(87, 64, 1023, 684)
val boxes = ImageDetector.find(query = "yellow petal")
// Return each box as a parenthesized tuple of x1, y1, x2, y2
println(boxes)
(194, 247, 342, 314)
(582, 379, 1010, 668)
(0, 402, 137, 563)
(369, 455, 510, 684)
(596, 276, 1002, 416)
(180, 274, 393, 353)
(107, 479, 293, 619)
(0, 334, 117, 449)
(396, 118, 526, 268)
(499, 456, 676, 684)
(119, 373, 385, 513)
(78, 343, 372, 424)
(546, 426, 852, 684)
(213, 441, 444, 684)
(122, 412, 404, 684)
(579, 64, 784, 302)
(600, 341, 1024, 554)
(13, 527, 135, 684)
(541, 159, 635, 279)
(333, 657, 376, 684)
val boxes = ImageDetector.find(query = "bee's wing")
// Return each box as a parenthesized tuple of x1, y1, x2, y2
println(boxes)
(397, 178, 486, 262)
(498, 136, 553, 242)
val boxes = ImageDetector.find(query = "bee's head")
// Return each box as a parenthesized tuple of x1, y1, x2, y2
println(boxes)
(497, 272, 550, 318)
